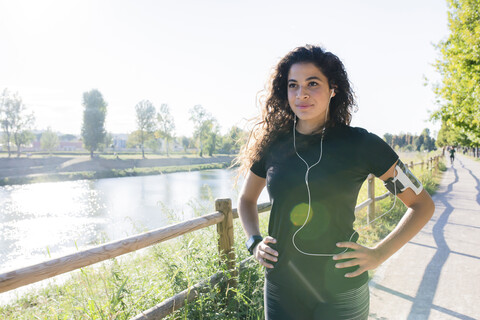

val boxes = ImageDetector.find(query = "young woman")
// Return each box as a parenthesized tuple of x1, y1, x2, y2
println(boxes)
(236, 45, 435, 319)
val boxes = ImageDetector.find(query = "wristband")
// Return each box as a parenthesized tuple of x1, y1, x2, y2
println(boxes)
(246, 235, 263, 255)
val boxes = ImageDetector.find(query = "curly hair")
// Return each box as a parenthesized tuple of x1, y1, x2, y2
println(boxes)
(234, 44, 357, 179)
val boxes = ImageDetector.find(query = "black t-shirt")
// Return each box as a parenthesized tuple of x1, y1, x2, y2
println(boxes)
(250, 124, 398, 298)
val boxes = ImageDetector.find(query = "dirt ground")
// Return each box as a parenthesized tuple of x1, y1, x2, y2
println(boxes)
(0, 155, 236, 178)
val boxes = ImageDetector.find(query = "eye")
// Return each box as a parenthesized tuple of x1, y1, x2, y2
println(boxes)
(288, 83, 297, 89)
(308, 81, 319, 87)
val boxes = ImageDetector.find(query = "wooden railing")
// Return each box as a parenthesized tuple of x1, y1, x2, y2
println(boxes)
(0, 155, 441, 319)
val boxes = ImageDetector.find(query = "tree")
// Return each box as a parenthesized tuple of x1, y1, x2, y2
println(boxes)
(205, 119, 220, 156)
(135, 100, 157, 158)
(432, 0, 480, 142)
(181, 136, 191, 153)
(383, 133, 393, 148)
(0, 89, 35, 157)
(189, 105, 218, 157)
(60, 134, 77, 141)
(157, 103, 175, 156)
(81, 89, 107, 158)
(41, 127, 60, 154)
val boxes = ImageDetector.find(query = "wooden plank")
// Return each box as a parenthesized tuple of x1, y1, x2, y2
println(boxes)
(0, 211, 224, 293)
(367, 174, 375, 224)
(354, 198, 373, 213)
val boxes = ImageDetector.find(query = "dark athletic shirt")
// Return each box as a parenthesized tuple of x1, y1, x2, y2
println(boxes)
(250, 124, 398, 299)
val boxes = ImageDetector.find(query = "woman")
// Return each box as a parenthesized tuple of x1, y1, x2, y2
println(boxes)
(236, 45, 434, 319)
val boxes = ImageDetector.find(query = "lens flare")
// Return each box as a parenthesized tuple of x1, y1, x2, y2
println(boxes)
(290, 203, 313, 226)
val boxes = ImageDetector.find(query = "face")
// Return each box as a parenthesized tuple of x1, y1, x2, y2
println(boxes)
(287, 62, 335, 132)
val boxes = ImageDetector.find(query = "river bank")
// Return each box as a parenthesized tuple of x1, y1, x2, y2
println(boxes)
(0, 155, 236, 186)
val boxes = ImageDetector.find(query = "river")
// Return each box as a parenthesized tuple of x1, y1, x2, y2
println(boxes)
(0, 169, 270, 275)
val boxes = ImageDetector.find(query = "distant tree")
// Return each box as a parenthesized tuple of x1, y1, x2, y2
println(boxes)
(135, 100, 157, 159)
(41, 127, 59, 154)
(156, 103, 175, 156)
(14, 130, 35, 156)
(81, 89, 107, 158)
(189, 105, 218, 157)
(60, 134, 77, 141)
(227, 125, 247, 153)
(181, 136, 191, 153)
(383, 133, 393, 147)
(384, 129, 436, 152)
(205, 119, 220, 156)
(0, 89, 35, 157)
(0, 90, 35, 157)
(145, 138, 160, 153)
(431, 0, 480, 144)
(0, 89, 12, 155)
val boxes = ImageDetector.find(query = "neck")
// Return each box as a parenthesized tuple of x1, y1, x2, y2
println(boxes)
(295, 120, 327, 135)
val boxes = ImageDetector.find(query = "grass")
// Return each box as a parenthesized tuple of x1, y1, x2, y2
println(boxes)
(0, 162, 232, 186)
(0, 153, 445, 319)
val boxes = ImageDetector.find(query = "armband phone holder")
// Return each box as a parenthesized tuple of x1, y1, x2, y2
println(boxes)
(384, 160, 423, 195)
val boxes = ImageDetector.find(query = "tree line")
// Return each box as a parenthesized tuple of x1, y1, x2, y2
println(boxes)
(2, 87, 444, 159)
(0, 88, 247, 158)
(431, 0, 480, 156)
(383, 128, 437, 152)
(80, 89, 247, 159)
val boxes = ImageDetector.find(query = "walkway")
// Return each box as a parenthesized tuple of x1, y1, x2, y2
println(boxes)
(369, 154, 480, 320)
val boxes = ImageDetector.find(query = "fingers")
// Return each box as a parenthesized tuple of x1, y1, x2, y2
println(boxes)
(253, 237, 278, 269)
(344, 268, 366, 278)
(336, 241, 361, 250)
(333, 243, 382, 278)
(263, 236, 277, 244)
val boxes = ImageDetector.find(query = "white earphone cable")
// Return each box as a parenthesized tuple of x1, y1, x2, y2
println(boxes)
(292, 91, 398, 256)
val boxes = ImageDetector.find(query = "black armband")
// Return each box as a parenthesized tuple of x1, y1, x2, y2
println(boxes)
(383, 160, 423, 195)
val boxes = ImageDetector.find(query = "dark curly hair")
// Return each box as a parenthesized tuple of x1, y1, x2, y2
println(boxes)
(235, 44, 357, 178)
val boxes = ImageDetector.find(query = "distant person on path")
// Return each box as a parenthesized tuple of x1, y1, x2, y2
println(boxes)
(236, 45, 435, 319)
(449, 146, 456, 165)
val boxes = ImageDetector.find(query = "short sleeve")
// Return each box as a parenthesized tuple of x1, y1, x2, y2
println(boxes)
(250, 155, 267, 178)
(362, 132, 399, 178)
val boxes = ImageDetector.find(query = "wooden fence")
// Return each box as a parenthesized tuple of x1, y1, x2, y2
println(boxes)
(0, 155, 440, 319)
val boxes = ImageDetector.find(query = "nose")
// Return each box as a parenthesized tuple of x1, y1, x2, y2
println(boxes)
(296, 86, 309, 99)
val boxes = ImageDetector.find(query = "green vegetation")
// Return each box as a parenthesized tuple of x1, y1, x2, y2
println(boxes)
(0, 89, 35, 158)
(383, 129, 436, 152)
(81, 89, 108, 159)
(431, 0, 480, 149)
(0, 162, 232, 186)
(0, 153, 444, 319)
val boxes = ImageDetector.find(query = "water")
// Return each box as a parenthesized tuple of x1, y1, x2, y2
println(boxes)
(0, 169, 270, 275)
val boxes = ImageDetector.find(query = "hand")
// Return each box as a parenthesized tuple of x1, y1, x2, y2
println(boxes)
(253, 236, 278, 269)
(333, 242, 384, 278)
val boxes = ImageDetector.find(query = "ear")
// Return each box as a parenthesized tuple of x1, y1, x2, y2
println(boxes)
(330, 85, 337, 98)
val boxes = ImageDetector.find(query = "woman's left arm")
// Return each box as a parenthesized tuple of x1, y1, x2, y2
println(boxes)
(333, 160, 435, 278)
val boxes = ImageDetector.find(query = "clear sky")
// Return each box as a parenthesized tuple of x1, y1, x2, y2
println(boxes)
(0, 0, 449, 138)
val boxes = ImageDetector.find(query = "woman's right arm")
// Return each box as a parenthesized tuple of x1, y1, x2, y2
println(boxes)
(237, 170, 278, 268)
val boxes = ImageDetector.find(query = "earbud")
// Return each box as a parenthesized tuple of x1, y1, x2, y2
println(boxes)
(330, 89, 335, 98)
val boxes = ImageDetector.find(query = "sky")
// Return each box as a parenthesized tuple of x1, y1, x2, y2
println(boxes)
(0, 0, 449, 139)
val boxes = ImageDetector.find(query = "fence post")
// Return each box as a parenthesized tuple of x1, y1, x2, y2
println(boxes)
(367, 174, 375, 224)
(215, 198, 237, 293)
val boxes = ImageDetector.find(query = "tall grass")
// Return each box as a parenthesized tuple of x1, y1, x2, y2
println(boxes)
(0, 154, 444, 319)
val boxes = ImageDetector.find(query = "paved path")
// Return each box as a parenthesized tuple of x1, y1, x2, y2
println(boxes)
(369, 154, 480, 320)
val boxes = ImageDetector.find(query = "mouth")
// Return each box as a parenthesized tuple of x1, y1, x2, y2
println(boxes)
(296, 104, 311, 110)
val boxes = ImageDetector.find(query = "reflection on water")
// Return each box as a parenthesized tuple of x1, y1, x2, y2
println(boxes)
(0, 169, 269, 274)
